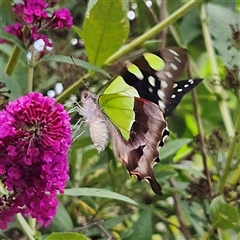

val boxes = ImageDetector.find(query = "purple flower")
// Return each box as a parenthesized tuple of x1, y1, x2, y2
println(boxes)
(0, 92, 72, 229)
(51, 8, 73, 29)
(1, 0, 73, 55)
(0, 23, 24, 44)
(13, 0, 49, 24)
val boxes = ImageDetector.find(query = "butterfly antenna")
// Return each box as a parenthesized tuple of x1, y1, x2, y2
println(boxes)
(70, 54, 90, 89)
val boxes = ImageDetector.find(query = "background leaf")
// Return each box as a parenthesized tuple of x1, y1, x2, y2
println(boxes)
(80, 0, 129, 66)
(121, 209, 152, 240)
(210, 195, 240, 229)
(64, 188, 137, 205)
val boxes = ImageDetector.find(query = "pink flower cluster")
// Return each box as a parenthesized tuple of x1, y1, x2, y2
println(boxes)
(0, 92, 72, 229)
(1, 0, 73, 51)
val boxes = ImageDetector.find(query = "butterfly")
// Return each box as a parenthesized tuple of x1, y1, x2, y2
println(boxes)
(79, 47, 202, 195)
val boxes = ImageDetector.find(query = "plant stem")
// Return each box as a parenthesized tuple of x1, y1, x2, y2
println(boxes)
(28, 217, 36, 234)
(16, 213, 35, 240)
(200, 4, 234, 137)
(28, 66, 34, 92)
(218, 106, 240, 193)
(170, 179, 192, 240)
(192, 89, 212, 197)
(106, 0, 202, 65)
(5, 46, 22, 76)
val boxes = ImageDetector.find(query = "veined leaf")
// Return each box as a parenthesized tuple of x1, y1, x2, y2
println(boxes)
(81, 0, 129, 66)
(64, 188, 137, 205)
(0, 29, 26, 52)
(210, 195, 240, 229)
(160, 138, 192, 160)
(207, 3, 239, 66)
(42, 55, 109, 76)
(51, 203, 74, 232)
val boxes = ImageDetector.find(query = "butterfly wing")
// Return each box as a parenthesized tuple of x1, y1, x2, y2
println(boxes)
(120, 47, 202, 115)
(99, 91, 168, 194)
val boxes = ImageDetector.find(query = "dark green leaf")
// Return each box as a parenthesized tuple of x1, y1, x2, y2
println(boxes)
(51, 202, 74, 231)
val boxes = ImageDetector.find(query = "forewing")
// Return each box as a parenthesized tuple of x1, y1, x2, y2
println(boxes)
(165, 78, 203, 116)
(120, 47, 202, 115)
(99, 93, 135, 140)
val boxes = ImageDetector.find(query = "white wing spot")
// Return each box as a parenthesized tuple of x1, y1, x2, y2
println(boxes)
(169, 49, 179, 56)
(165, 71, 173, 78)
(148, 87, 153, 93)
(157, 89, 165, 99)
(158, 100, 165, 111)
(177, 88, 183, 92)
(171, 94, 176, 98)
(170, 63, 178, 70)
(188, 79, 194, 84)
(184, 84, 189, 88)
(161, 81, 168, 89)
(174, 56, 181, 62)
(148, 75, 155, 87)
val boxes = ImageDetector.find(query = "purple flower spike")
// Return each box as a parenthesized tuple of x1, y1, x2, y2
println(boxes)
(0, 92, 72, 229)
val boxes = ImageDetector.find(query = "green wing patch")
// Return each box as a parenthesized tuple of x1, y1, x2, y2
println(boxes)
(98, 94, 135, 140)
(103, 76, 139, 97)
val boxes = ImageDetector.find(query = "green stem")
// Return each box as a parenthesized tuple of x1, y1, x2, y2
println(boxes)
(200, 225, 216, 240)
(105, 0, 202, 65)
(28, 217, 36, 234)
(5, 46, 22, 76)
(200, 4, 235, 137)
(28, 66, 34, 92)
(218, 106, 240, 193)
(229, 164, 240, 187)
(16, 213, 35, 240)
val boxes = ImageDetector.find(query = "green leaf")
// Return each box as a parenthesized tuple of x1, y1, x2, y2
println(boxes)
(51, 202, 74, 231)
(179, 8, 201, 45)
(207, 3, 239, 66)
(46, 232, 90, 240)
(160, 138, 192, 160)
(122, 209, 152, 240)
(169, 164, 205, 178)
(64, 188, 137, 205)
(210, 195, 240, 229)
(0, 69, 23, 99)
(72, 25, 84, 39)
(81, 0, 129, 66)
(0, 29, 26, 52)
(42, 55, 109, 76)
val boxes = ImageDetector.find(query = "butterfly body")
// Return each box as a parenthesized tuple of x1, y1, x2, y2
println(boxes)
(80, 91, 110, 153)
